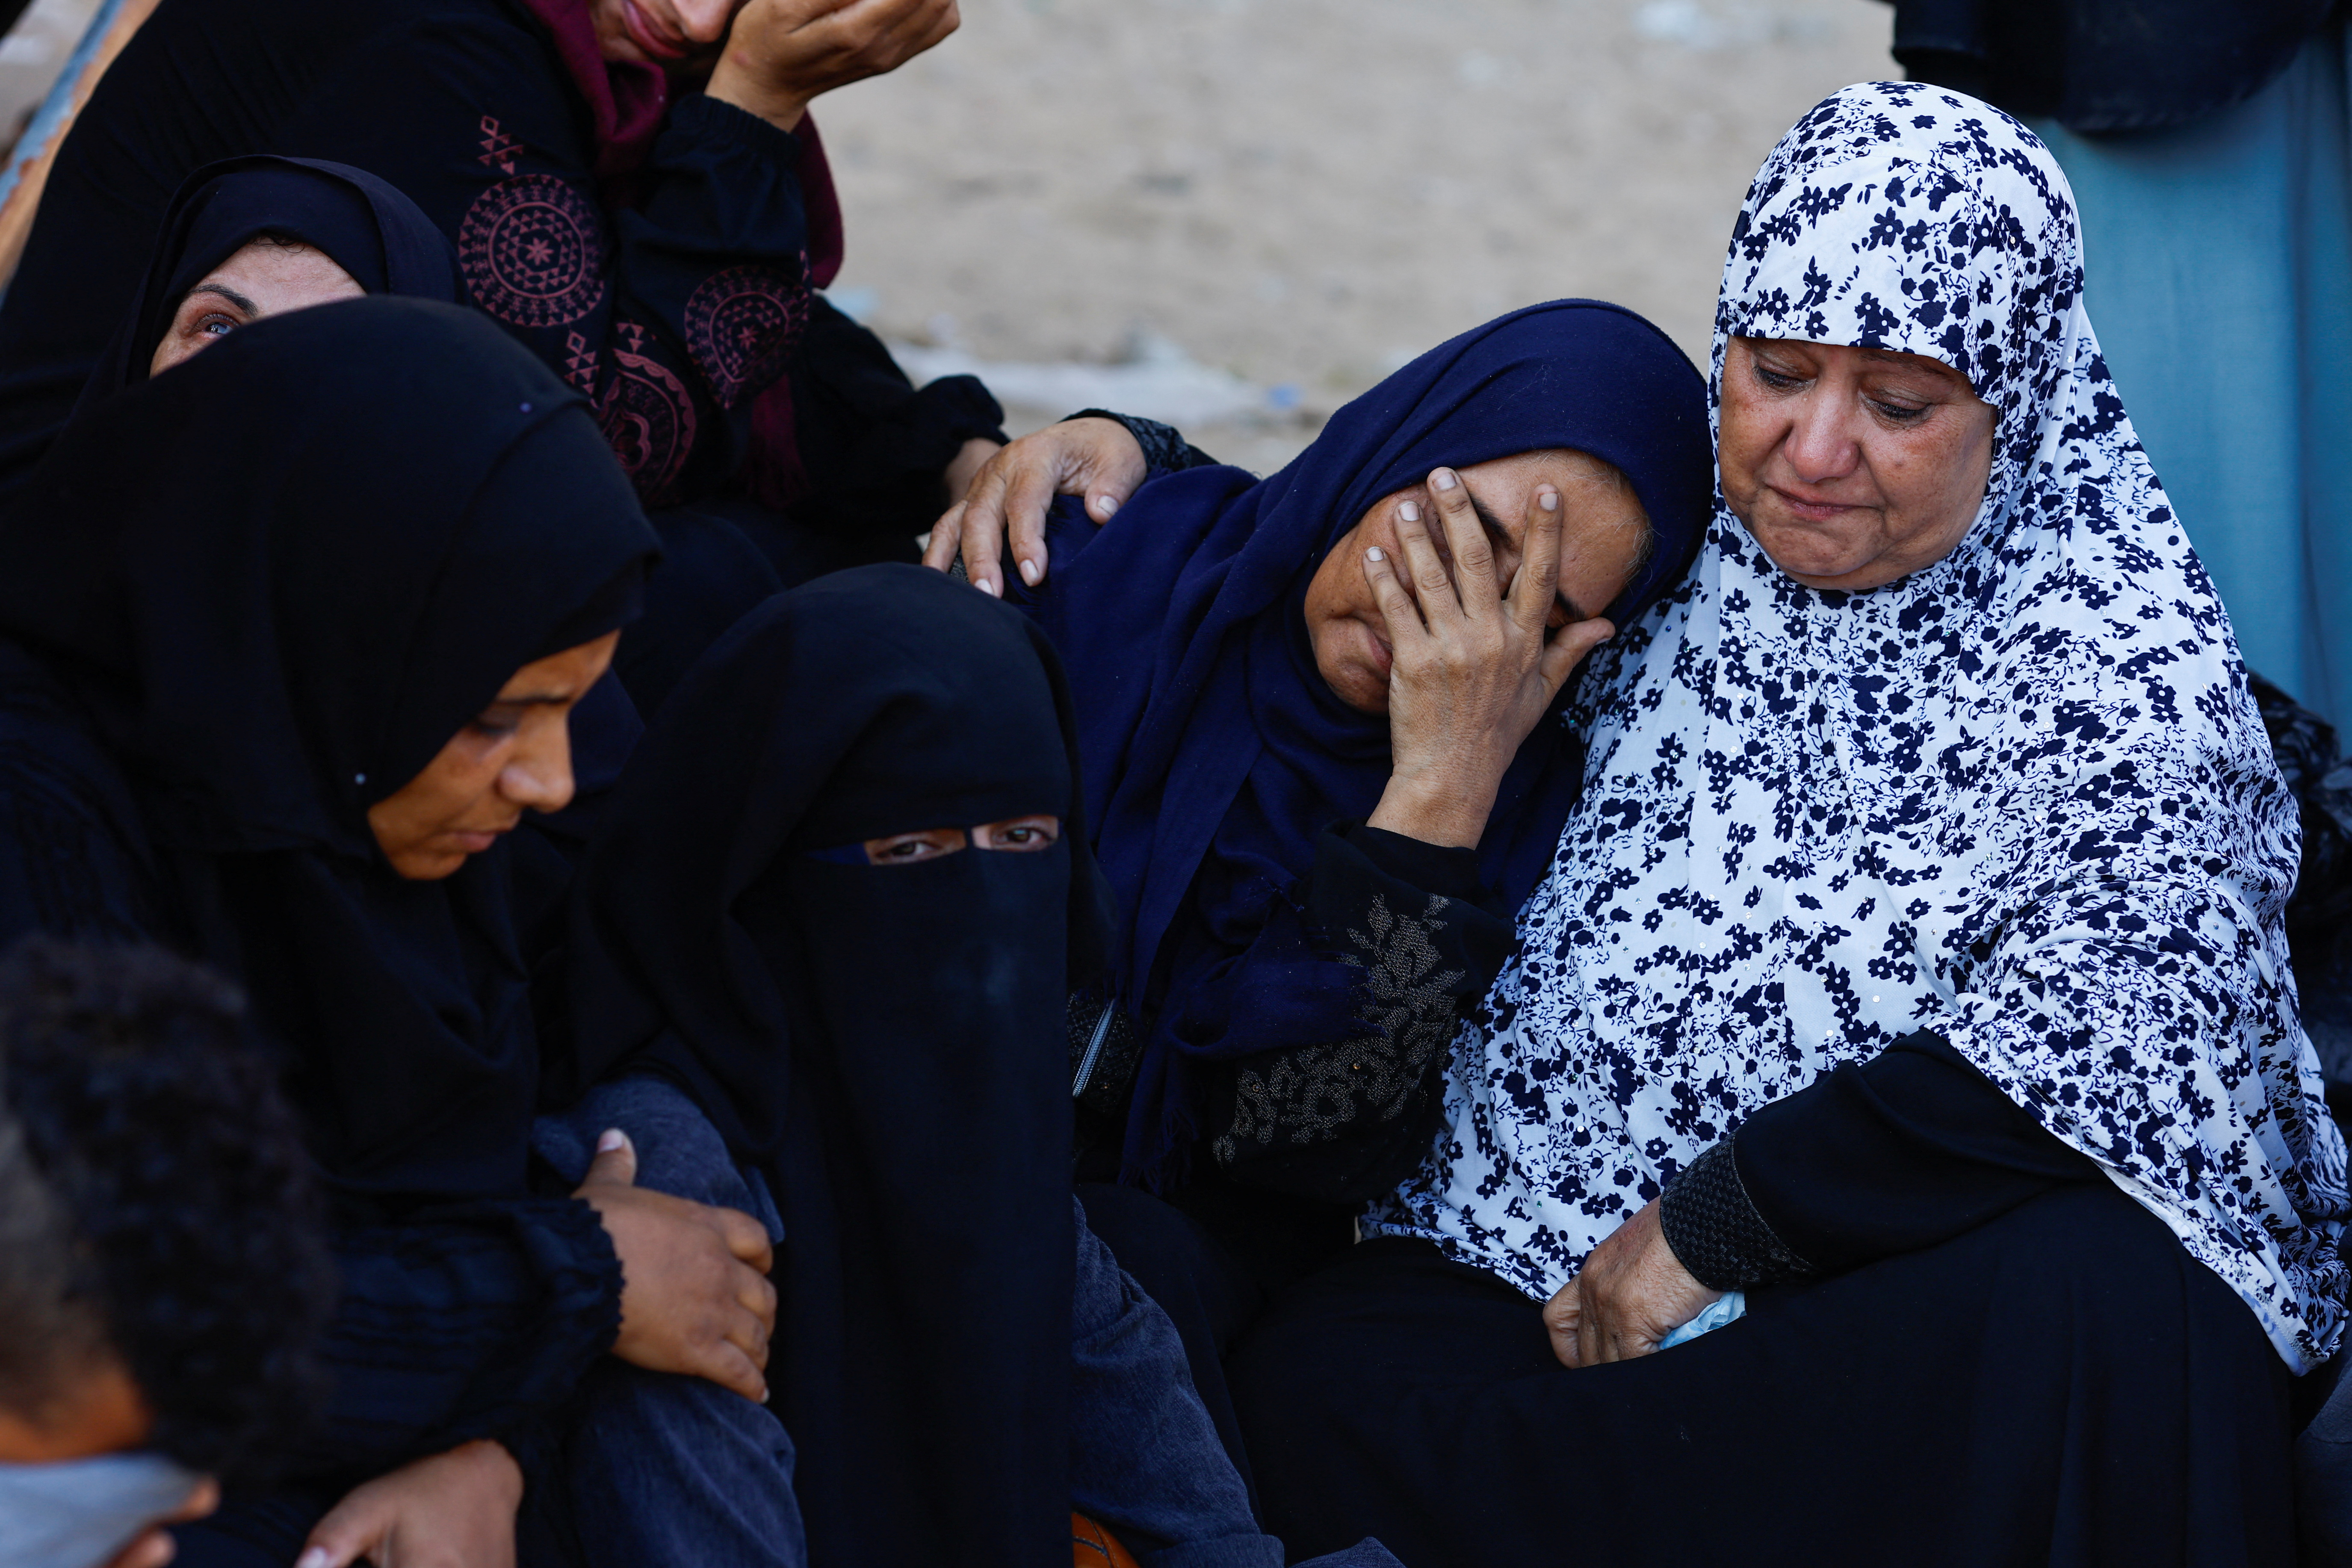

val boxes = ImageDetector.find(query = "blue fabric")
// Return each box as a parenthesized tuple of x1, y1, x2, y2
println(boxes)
(1071, 1199, 1402, 1568)
(531, 1076, 801, 1568)
(1020, 300, 1712, 1188)
(2032, 20, 2352, 727)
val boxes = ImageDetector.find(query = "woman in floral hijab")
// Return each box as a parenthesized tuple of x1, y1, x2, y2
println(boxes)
(1232, 82, 2346, 1567)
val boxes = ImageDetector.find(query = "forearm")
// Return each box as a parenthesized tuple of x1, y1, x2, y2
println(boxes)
(304, 1196, 621, 1476)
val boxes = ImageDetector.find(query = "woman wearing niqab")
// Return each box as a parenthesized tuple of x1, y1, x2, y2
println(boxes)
(0, 298, 691, 1559)
(1232, 83, 2348, 1565)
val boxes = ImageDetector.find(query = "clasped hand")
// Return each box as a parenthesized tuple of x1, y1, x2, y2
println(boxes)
(1543, 1198, 1721, 1368)
(1362, 468, 1614, 850)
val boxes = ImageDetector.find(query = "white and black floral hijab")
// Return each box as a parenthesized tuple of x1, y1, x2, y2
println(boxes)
(1370, 81, 2352, 1369)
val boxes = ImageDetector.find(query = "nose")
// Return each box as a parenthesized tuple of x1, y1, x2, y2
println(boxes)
(500, 719, 577, 816)
(1778, 386, 1863, 488)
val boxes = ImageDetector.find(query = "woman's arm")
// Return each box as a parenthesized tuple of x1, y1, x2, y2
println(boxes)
(1205, 824, 1511, 1202)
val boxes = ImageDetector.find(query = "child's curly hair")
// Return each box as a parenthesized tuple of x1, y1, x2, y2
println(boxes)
(0, 936, 334, 1477)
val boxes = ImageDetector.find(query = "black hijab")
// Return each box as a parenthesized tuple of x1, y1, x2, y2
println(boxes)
(80, 156, 465, 410)
(564, 564, 1102, 1568)
(0, 298, 658, 1198)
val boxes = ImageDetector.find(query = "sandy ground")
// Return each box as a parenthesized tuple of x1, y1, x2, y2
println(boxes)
(819, 0, 1899, 470)
(0, 0, 1898, 472)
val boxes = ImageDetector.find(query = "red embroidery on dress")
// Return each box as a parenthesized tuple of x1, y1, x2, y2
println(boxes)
(564, 330, 599, 393)
(458, 175, 607, 328)
(597, 320, 695, 505)
(477, 116, 524, 176)
(682, 261, 811, 408)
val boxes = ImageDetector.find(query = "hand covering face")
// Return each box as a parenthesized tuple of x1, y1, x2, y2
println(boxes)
(1375, 82, 2352, 1371)
(1021, 300, 1715, 1185)
(0, 297, 659, 1197)
(564, 562, 1108, 1568)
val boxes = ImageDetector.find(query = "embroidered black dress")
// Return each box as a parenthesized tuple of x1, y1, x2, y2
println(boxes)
(0, 0, 1001, 544)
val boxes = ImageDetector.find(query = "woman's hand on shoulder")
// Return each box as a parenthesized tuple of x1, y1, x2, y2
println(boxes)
(1543, 1198, 1720, 1368)
(296, 1441, 522, 1568)
(572, 1131, 777, 1403)
(1364, 470, 1613, 848)
(923, 417, 1146, 597)
(708, 0, 960, 131)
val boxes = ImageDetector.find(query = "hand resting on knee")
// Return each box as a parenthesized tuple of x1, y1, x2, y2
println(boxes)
(573, 1129, 779, 1403)
(1545, 1198, 1721, 1368)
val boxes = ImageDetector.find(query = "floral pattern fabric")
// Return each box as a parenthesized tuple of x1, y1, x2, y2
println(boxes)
(1368, 80, 2351, 1370)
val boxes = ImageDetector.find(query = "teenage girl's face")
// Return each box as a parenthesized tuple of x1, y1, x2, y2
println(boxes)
(366, 632, 620, 881)
(1300, 449, 1648, 717)
(861, 815, 1061, 865)
(590, 0, 750, 68)
(148, 240, 364, 378)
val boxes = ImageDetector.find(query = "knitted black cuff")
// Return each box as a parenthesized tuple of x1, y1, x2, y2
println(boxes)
(1657, 1138, 1815, 1290)
(1062, 409, 1219, 477)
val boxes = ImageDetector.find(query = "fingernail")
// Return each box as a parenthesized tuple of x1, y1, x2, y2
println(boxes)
(977, 578, 999, 598)
(1095, 494, 1119, 518)
(597, 1129, 626, 1153)
(1431, 468, 1458, 491)
(298, 1550, 333, 1568)
(1365, 546, 1384, 561)
(1539, 489, 1559, 511)
(1018, 557, 1040, 585)
(1398, 500, 1419, 523)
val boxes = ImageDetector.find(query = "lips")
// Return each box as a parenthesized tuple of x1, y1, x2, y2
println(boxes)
(620, 0, 691, 61)
(1768, 484, 1863, 523)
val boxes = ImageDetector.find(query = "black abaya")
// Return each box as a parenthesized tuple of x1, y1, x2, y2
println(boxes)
(1232, 1184, 2295, 1568)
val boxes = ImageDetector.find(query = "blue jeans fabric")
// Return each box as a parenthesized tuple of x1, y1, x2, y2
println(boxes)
(1072, 1197, 1399, 1568)
(530, 1075, 801, 1568)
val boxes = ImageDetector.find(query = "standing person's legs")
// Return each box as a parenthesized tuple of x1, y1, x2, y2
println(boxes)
(532, 1076, 803, 1568)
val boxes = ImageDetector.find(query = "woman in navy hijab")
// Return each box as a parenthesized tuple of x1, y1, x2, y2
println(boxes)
(997, 299, 1714, 1484)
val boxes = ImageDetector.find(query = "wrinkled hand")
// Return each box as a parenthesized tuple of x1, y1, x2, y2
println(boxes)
(922, 417, 1145, 596)
(296, 1442, 521, 1568)
(573, 1130, 777, 1403)
(100, 1477, 217, 1568)
(708, 0, 960, 130)
(1362, 468, 1614, 848)
(1543, 1199, 1720, 1368)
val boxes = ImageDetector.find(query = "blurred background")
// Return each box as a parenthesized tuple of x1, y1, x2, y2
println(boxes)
(818, 0, 1894, 471)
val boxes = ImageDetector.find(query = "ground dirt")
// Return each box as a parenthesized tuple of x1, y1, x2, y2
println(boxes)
(817, 0, 1898, 468)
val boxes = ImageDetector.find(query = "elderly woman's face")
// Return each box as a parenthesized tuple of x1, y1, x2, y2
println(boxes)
(148, 239, 363, 378)
(1717, 337, 1995, 592)
(590, 0, 750, 67)
(1303, 449, 1647, 716)
(366, 633, 619, 880)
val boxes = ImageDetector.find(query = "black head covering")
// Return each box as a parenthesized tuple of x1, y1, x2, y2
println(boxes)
(80, 157, 465, 411)
(0, 298, 659, 1197)
(564, 563, 1098, 1567)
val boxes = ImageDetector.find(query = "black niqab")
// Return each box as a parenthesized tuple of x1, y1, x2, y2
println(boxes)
(565, 564, 1102, 1568)
(0, 298, 658, 1197)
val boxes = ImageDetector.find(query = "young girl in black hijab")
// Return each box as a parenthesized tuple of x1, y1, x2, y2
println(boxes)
(562, 564, 1402, 1568)
(0, 298, 792, 1566)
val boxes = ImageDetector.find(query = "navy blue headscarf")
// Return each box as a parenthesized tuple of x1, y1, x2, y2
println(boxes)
(1021, 300, 1713, 1185)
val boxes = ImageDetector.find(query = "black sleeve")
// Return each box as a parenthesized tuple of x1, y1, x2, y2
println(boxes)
(1064, 409, 1221, 478)
(301, 1194, 621, 1478)
(1207, 824, 1510, 1203)
(274, 12, 861, 508)
(785, 296, 1006, 550)
(1657, 1029, 2101, 1290)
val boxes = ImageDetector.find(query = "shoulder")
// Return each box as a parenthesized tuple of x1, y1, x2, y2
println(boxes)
(0, 644, 160, 947)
